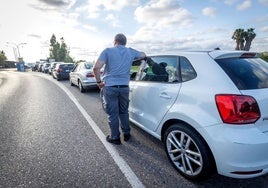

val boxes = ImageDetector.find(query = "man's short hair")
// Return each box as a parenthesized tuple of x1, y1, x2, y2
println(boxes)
(114, 33, 127, 45)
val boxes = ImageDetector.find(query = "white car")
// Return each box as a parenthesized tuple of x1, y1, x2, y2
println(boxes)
(127, 50, 268, 180)
(70, 62, 101, 92)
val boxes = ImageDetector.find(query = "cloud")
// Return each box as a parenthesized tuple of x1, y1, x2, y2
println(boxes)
(28, 34, 42, 39)
(38, 0, 76, 8)
(105, 14, 121, 28)
(98, 0, 139, 11)
(30, 0, 76, 11)
(81, 0, 139, 19)
(82, 24, 97, 32)
(237, 0, 251, 10)
(134, 0, 194, 28)
(202, 7, 217, 18)
(260, 26, 268, 32)
(224, 0, 239, 5)
(258, 0, 268, 5)
(255, 15, 268, 24)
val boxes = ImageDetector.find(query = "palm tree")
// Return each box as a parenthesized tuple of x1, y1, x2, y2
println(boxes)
(232, 28, 245, 50)
(244, 28, 256, 51)
(232, 28, 256, 51)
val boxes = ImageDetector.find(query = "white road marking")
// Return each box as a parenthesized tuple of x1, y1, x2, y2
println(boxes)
(38, 74, 145, 188)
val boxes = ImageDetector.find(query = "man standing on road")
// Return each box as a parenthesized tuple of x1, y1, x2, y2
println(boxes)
(93, 33, 146, 145)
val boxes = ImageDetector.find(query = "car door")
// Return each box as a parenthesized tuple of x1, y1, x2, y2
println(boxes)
(70, 63, 81, 86)
(129, 56, 181, 132)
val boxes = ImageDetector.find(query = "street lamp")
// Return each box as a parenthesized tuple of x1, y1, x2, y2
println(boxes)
(6, 42, 27, 61)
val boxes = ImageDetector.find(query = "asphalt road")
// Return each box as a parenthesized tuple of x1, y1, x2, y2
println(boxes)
(1, 69, 268, 188)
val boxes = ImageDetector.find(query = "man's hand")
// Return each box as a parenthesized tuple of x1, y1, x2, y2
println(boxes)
(97, 82, 105, 89)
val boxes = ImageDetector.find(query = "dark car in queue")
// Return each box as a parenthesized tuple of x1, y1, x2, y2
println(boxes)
(52, 63, 75, 81)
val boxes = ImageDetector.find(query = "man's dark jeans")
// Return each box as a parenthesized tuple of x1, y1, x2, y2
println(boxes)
(103, 86, 130, 140)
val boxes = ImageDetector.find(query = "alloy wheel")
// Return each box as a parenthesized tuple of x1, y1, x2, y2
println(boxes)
(166, 129, 203, 177)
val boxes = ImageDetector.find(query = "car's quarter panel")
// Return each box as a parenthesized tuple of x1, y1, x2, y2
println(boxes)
(240, 88, 268, 132)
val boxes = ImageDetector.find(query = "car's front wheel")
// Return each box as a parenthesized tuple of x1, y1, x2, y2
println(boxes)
(164, 124, 216, 180)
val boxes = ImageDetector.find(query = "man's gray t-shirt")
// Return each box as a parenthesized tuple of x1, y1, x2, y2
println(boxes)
(98, 45, 143, 86)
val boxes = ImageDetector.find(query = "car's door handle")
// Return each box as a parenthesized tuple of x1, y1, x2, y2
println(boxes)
(159, 92, 171, 99)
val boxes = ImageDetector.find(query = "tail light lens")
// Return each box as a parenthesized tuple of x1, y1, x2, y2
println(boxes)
(57, 68, 62, 73)
(86, 71, 103, 77)
(86, 72, 94, 77)
(215, 94, 260, 124)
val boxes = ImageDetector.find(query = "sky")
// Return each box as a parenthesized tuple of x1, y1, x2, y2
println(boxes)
(0, 0, 268, 63)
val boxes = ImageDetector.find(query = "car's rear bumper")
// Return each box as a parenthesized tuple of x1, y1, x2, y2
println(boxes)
(81, 80, 97, 88)
(56, 73, 70, 79)
(202, 124, 268, 179)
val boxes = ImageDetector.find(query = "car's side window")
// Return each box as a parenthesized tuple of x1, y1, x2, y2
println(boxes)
(129, 59, 142, 80)
(180, 56, 197, 82)
(132, 56, 179, 83)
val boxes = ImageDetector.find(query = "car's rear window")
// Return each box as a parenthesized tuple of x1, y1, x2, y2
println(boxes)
(216, 57, 268, 90)
(60, 64, 74, 69)
(85, 63, 93, 69)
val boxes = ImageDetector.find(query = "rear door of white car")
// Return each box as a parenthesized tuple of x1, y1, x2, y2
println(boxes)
(129, 56, 181, 131)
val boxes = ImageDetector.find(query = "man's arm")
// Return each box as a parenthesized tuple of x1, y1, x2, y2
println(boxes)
(93, 60, 105, 88)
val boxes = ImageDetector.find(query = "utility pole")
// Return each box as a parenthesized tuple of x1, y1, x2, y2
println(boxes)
(6, 42, 27, 62)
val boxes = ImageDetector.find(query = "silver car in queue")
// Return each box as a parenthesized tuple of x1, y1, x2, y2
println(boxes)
(69, 61, 102, 92)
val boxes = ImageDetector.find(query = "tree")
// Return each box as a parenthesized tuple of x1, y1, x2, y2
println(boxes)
(232, 28, 256, 51)
(49, 34, 59, 61)
(232, 28, 245, 50)
(49, 34, 74, 63)
(0, 50, 7, 67)
(260, 52, 268, 62)
(244, 28, 256, 51)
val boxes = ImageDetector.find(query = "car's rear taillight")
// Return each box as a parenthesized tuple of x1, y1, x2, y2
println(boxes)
(215, 94, 260, 124)
(86, 72, 94, 77)
(57, 68, 62, 73)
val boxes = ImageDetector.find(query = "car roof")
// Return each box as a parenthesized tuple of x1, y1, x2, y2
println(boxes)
(147, 50, 259, 60)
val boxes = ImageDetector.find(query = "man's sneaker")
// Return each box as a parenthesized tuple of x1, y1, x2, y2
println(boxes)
(124, 134, 131, 141)
(106, 135, 121, 145)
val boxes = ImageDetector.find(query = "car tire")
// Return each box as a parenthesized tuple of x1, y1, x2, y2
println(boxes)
(70, 78, 74, 86)
(78, 80, 85, 93)
(164, 123, 216, 180)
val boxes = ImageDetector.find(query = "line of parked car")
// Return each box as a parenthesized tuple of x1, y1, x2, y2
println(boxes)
(32, 61, 100, 92)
